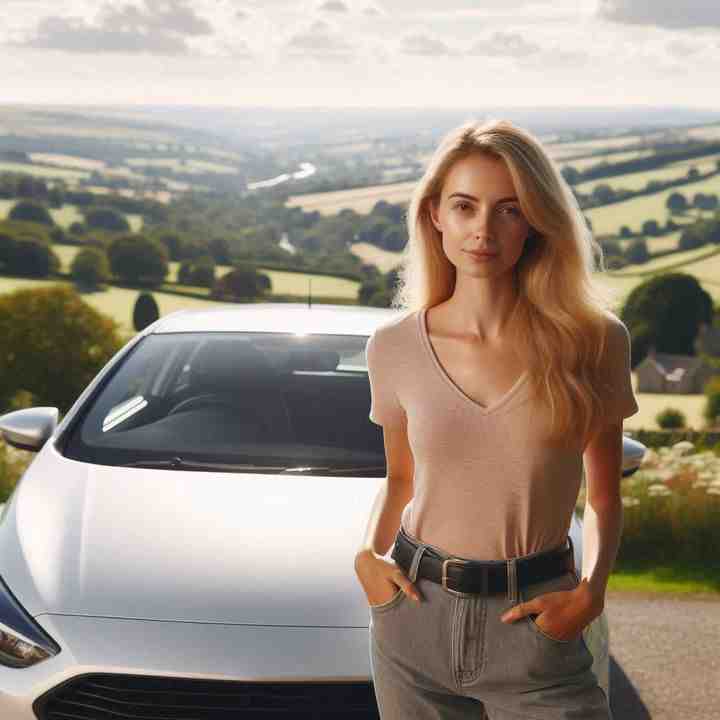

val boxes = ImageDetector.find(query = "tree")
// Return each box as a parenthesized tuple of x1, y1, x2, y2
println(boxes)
(641, 219, 660, 236)
(133, 292, 159, 331)
(666, 192, 688, 214)
(108, 234, 168, 286)
(0, 235, 60, 277)
(625, 238, 649, 264)
(84, 206, 131, 233)
(622, 273, 715, 361)
(0, 285, 123, 413)
(8, 200, 54, 226)
(591, 184, 614, 205)
(178, 255, 215, 287)
(211, 263, 269, 300)
(209, 236, 231, 264)
(71, 246, 111, 289)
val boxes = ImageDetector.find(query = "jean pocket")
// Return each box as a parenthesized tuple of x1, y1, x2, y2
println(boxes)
(521, 570, 582, 645)
(369, 586, 406, 614)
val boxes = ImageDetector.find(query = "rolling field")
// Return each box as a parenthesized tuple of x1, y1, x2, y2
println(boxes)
(0, 161, 90, 181)
(575, 154, 720, 194)
(584, 174, 720, 236)
(48, 247, 359, 298)
(558, 148, 656, 172)
(125, 157, 239, 174)
(0, 200, 143, 232)
(287, 180, 418, 215)
(619, 231, 682, 254)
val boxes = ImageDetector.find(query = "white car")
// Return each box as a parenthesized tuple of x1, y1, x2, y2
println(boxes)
(0, 303, 645, 718)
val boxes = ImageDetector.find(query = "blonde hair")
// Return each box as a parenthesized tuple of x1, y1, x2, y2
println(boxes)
(391, 117, 622, 448)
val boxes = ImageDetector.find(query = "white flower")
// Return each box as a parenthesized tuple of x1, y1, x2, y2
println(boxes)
(621, 496, 641, 507)
(671, 441, 694, 457)
(647, 483, 672, 496)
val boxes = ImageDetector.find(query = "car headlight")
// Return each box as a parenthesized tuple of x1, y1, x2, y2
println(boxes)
(0, 575, 60, 668)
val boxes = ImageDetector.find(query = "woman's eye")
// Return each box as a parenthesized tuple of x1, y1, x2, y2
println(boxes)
(501, 206, 522, 217)
(454, 202, 471, 212)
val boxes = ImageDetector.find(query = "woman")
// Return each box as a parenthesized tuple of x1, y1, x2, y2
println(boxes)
(354, 118, 637, 719)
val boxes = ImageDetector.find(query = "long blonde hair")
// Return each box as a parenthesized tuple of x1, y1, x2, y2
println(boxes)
(392, 117, 622, 448)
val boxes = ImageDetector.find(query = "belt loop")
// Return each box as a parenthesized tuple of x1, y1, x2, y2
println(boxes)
(408, 544, 428, 583)
(506, 558, 518, 603)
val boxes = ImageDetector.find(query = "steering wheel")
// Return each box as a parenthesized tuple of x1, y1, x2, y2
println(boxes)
(166, 393, 242, 417)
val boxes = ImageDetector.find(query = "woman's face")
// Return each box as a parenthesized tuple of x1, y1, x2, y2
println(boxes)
(429, 152, 531, 280)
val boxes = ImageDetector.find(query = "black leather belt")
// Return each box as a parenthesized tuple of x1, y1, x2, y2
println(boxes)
(391, 525, 576, 596)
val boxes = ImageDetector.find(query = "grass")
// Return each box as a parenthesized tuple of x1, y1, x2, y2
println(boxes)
(607, 563, 720, 595)
(577, 442, 720, 596)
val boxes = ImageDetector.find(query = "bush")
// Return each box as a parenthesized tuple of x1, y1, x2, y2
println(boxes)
(0, 285, 123, 413)
(84, 206, 131, 233)
(0, 234, 60, 277)
(133, 292, 159, 332)
(8, 200, 54, 226)
(657, 407, 686, 429)
(108, 234, 168, 286)
(70, 246, 111, 289)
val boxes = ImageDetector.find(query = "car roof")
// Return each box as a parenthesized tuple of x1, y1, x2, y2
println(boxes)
(150, 303, 407, 336)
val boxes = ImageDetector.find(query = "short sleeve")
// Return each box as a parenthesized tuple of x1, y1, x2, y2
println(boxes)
(599, 314, 639, 423)
(365, 329, 405, 428)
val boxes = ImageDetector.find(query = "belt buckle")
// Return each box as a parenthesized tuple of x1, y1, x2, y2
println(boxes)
(441, 557, 473, 596)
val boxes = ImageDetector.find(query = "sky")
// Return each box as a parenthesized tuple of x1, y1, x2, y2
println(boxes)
(2, 0, 720, 108)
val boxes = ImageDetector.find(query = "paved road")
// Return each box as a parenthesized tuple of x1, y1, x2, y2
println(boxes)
(605, 589, 719, 720)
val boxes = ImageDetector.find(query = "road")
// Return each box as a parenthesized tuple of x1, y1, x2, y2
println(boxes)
(605, 589, 719, 720)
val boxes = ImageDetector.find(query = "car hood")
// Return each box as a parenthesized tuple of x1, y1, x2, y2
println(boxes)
(1, 444, 387, 627)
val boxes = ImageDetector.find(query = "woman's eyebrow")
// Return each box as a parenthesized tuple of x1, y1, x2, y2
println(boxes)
(447, 192, 518, 204)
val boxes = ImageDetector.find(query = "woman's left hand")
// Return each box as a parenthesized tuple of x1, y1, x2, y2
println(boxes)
(499, 581, 601, 641)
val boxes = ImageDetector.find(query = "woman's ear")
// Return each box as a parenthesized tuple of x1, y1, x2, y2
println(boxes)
(428, 198, 442, 233)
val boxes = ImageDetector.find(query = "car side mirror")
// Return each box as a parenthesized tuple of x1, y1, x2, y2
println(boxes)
(0, 407, 59, 452)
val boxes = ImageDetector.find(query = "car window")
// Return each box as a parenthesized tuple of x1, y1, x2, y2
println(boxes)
(62, 331, 385, 475)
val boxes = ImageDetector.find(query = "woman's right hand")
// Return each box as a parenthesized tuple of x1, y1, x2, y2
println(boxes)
(354, 550, 421, 605)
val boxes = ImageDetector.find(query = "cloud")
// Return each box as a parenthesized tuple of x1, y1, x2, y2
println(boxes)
(467, 31, 543, 58)
(597, 0, 720, 29)
(317, 0, 350, 13)
(17, 16, 190, 54)
(13, 0, 214, 54)
(399, 32, 458, 56)
(283, 19, 355, 61)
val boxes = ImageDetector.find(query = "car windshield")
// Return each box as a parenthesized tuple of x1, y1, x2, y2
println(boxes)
(62, 330, 385, 475)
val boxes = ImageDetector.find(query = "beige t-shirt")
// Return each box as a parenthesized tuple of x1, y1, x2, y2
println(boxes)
(365, 306, 639, 561)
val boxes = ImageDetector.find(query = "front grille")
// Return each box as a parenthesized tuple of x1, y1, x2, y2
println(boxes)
(33, 672, 381, 719)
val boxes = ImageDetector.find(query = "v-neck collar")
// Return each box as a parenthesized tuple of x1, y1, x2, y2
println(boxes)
(417, 306, 529, 415)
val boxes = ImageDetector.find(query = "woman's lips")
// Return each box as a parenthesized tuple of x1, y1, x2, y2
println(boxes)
(465, 250, 498, 259)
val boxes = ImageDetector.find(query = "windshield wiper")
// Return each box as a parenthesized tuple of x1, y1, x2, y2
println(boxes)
(120, 458, 387, 475)
(121, 457, 291, 472)
(280, 465, 387, 475)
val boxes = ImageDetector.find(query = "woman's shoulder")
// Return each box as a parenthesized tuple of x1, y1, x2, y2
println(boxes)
(367, 308, 417, 347)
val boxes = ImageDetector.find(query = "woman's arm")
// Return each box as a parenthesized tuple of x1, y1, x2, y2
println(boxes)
(576, 419, 625, 616)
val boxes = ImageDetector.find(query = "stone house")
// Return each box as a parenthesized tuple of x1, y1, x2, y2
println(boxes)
(634, 321, 720, 394)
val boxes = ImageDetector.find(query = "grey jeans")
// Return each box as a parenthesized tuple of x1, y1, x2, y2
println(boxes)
(369, 529, 612, 720)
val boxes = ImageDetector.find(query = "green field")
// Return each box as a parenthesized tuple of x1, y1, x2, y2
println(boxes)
(0, 161, 90, 181)
(575, 154, 720, 194)
(585, 173, 720, 236)
(559, 149, 655, 172)
(28, 153, 106, 171)
(0, 200, 143, 232)
(125, 157, 239, 175)
(49, 248, 359, 298)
